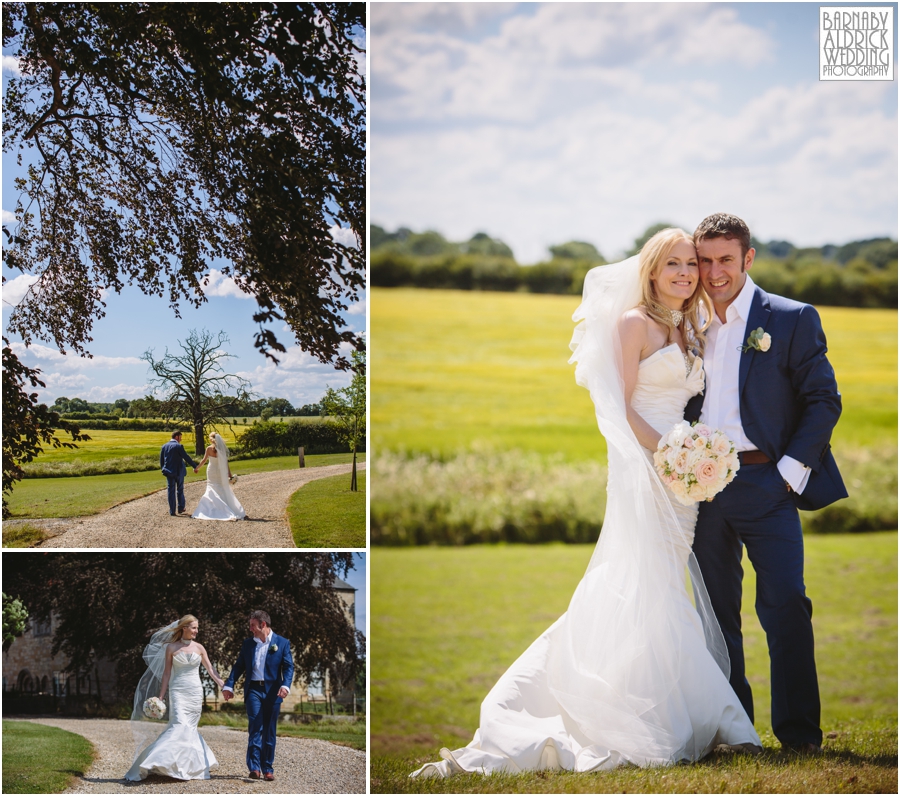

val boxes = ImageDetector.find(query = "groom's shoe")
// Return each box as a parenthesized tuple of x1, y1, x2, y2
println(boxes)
(178, 508, 188, 514)
(264, 772, 275, 781)
(248, 770, 262, 779)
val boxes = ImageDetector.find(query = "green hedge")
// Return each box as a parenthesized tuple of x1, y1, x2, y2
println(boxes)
(371, 250, 898, 308)
(237, 419, 365, 456)
(58, 417, 181, 431)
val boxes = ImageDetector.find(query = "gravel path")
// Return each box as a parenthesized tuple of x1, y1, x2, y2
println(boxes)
(20, 718, 366, 794)
(34, 464, 365, 548)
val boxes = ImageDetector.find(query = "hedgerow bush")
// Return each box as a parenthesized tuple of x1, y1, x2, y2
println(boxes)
(371, 447, 896, 545)
(237, 418, 365, 456)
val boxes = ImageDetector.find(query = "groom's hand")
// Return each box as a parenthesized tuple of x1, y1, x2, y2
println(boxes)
(277, 687, 288, 699)
(223, 691, 233, 701)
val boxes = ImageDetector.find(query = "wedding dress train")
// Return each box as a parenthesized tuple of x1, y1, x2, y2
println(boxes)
(411, 336, 761, 776)
(192, 454, 246, 521)
(125, 652, 218, 780)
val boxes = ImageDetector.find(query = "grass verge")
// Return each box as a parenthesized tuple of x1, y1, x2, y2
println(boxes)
(371, 533, 897, 792)
(198, 712, 366, 751)
(2, 720, 95, 794)
(5, 453, 363, 519)
(2, 523, 49, 548)
(287, 470, 366, 548)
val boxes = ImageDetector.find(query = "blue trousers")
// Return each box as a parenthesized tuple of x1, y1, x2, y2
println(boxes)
(165, 474, 186, 515)
(694, 461, 821, 747)
(245, 683, 282, 773)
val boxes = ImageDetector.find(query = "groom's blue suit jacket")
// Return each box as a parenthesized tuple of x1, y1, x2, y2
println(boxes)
(684, 285, 848, 511)
(159, 440, 197, 479)
(224, 633, 295, 701)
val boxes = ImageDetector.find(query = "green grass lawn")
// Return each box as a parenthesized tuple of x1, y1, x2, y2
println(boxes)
(287, 469, 366, 548)
(2, 720, 95, 794)
(371, 533, 897, 793)
(198, 712, 366, 751)
(4, 453, 362, 520)
(372, 288, 896, 459)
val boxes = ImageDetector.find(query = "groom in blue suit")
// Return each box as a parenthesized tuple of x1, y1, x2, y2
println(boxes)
(685, 213, 847, 755)
(223, 610, 295, 781)
(159, 431, 199, 516)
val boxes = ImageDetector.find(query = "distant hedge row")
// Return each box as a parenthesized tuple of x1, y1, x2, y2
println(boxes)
(59, 417, 181, 431)
(371, 250, 898, 308)
(238, 419, 364, 456)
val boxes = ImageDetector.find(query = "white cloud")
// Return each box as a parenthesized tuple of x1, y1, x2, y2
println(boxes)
(347, 298, 366, 316)
(2, 55, 21, 76)
(330, 224, 359, 248)
(2, 209, 17, 224)
(2, 274, 39, 309)
(203, 269, 251, 300)
(236, 345, 352, 404)
(9, 341, 142, 371)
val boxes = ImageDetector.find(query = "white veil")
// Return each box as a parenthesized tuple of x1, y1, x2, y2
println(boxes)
(545, 255, 730, 756)
(130, 621, 177, 762)
(212, 433, 229, 475)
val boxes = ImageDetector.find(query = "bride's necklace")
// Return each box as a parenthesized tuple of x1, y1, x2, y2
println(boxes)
(650, 300, 684, 327)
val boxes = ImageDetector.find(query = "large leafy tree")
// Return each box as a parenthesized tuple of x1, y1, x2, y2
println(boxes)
(143, 329, 253, 455)
(2, 2, 365, 365)
(3, 592, 29, 652)
(2, 552, 364, 698)
(2, 3, 364, 503)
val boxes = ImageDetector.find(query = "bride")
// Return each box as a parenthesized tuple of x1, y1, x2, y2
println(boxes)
(126, 615, 225, 781)
(192, 432, 247, 520)
(411, 229, 761, 777)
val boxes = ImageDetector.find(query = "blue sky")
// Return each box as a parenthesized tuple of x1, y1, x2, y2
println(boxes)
(1, 32, 366, 407)
(371, 1, 898, 263)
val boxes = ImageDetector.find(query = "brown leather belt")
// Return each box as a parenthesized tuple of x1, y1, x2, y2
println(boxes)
(738, 450, 771, 465)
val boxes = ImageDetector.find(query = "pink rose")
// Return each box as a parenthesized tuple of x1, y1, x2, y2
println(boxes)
(694, 458, 720, 486)
(683, 437, 694, 448)
(694, 424, 712, 438)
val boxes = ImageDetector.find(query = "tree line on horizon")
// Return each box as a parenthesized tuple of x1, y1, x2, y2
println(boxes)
(371, 224, 898, 309)
(51, 395, 324, 422)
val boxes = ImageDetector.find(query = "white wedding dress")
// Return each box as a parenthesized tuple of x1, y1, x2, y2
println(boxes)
(411, 257, 761, 778)
(192, 452, 246, 521)
(125, 652, 218, 781)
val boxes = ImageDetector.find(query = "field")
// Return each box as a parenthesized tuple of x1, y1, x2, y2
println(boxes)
(371, 288, 896, 458)
(370, 533, 898, 793)
(5, 452, 363, 520)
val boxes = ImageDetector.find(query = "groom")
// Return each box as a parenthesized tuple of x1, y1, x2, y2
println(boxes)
(159, 431, 199, 516)
(223, 610, 295, 781)
(685, 213, 847, 755)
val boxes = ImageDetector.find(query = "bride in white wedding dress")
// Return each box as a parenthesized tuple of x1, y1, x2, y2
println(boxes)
(192, 432, 247, 520)
(126, 615, 225, 781)
(412, 229, 761, 778)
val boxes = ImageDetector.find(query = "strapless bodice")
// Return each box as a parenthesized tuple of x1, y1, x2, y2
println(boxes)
(632, 344, 705, 435)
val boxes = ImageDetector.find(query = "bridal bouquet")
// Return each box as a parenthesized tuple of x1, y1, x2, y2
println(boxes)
(653, 421, 740, 506)
(143, 696, 166, 719)
(229, 474, 238, 485)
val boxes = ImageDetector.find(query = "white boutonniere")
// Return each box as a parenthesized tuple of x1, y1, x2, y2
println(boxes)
(269, 643, 278, 654)
(741, 327, 771, 353)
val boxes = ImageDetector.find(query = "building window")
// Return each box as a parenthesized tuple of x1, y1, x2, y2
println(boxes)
(307, 672, 325, 697)
(33, 618, 51, 637)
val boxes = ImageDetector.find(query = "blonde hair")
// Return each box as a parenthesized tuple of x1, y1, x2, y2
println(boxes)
(170, 615, 198, 642)
(638, 228, 711, 357)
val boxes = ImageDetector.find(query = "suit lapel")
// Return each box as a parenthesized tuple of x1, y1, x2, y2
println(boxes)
(738, 287, 771, 397)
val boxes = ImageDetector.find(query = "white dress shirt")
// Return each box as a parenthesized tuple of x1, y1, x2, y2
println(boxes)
(700, 275, 810, 493)
(223, 629, 290, 694)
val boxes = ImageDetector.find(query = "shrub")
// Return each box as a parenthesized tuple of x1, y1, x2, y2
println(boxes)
(236, 418, 366, 457)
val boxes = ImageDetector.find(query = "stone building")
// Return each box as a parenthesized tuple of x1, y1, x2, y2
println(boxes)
(2, 612, 118, 700)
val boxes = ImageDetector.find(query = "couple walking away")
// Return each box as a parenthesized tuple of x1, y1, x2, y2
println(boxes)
(160, 430, 247, 520)
(126, 611, 293, 782)
(412, 213, 847, 777)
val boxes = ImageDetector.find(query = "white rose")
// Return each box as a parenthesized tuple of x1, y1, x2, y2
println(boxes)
(759, 333, 772, 352)
(711, 435, 732, 457)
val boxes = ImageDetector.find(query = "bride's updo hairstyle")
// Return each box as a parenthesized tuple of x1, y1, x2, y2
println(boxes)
(170, 614, 199, 642)
(638, 227, 712, 357)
